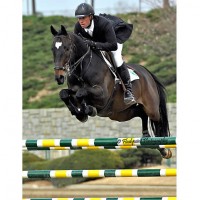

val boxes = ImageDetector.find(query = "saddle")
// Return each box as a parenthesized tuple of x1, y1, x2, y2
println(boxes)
(100, 51, 139, 83)
(100, 51, 117, 78)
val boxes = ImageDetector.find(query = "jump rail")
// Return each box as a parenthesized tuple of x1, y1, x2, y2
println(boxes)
(23, 168, 176, 178)
(23, 136, 176, 199)
(22, 137, 176, 148)
(22, 197, 177, 200)
(23, 144, 176, 151)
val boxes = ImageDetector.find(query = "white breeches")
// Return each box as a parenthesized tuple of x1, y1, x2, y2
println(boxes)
(111, 43, 124, 67)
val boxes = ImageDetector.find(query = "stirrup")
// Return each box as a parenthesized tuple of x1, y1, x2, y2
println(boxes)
(124, 90, 136, 104)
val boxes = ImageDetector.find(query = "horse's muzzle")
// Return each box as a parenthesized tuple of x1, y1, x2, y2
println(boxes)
(55, 75, 65, 85)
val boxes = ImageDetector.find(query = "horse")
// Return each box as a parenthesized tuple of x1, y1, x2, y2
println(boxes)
(50, 25, 172, 159)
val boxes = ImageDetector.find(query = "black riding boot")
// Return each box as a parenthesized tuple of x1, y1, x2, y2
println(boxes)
(117, 63, 136, 104)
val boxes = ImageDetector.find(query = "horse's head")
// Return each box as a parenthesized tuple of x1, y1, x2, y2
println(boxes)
(50, 25, 73, 85)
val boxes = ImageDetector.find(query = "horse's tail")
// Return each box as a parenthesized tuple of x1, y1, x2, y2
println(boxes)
(146, 68, 170, 137)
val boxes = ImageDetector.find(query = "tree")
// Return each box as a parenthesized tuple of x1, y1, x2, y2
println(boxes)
(32, 0, 36, 15)
(163, 0, 170, 9)
(91, 0, 94, 8)
(142, 0, 175, 9)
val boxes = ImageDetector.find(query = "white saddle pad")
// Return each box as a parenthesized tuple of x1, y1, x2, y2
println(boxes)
(128, 68, 140, 81)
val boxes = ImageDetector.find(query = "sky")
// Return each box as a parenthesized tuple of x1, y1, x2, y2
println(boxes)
(22, 0, 155, 16)
(1, 0, 200, 199)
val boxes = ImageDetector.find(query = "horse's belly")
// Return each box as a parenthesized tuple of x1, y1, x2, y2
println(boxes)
(108, 108, 137, 122)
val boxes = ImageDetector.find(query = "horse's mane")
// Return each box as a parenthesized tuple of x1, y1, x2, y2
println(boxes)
(69, 32, 88, 52)
(69, 32, 105, 62)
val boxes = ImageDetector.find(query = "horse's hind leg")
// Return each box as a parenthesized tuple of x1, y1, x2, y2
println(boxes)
(139, 107, 172, 159)
(128, 104, 151, 137)
(140, 112, 151, 138)
(151, 120, 172, 159)
(157, 147, 172, 159)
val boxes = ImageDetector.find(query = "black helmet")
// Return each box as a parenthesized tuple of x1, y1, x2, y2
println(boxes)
(75, 3, 94, 18)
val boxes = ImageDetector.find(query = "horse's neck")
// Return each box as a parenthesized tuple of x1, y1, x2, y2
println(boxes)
(72, 33, 104, 65)
(71, 33, 114, 83)
(72, 33, 88, 59)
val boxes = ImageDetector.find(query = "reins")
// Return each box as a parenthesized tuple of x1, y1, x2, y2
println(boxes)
(68, 46, 92, 76)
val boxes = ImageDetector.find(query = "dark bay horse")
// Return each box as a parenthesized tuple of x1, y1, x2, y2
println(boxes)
(50, 25, 172, 159)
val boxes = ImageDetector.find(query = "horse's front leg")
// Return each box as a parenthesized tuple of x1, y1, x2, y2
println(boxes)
(59, 89, 77, 115)
(80, 99, 97, 117)
(59, 89, 88, 122)
(76, 88, 97, 117)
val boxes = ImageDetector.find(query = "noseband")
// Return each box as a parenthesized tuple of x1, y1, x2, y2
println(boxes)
(54, 66, 66, 70)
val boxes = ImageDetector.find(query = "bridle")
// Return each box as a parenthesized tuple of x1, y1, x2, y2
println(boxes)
(67, 46, 91, 76)
(53, 34, 92, 77)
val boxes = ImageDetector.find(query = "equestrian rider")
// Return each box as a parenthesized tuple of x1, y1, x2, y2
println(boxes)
(74, 3, 136, 105)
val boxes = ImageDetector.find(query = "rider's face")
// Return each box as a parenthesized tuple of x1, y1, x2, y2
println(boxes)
(78, 16, 91, 28)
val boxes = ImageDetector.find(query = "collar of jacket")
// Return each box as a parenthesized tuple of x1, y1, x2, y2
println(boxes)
(84, 19, 94, 35)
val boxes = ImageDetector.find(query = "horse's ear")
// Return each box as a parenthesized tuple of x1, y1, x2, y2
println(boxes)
(61, 25, 68, 36)
(50, 25, 58, 36)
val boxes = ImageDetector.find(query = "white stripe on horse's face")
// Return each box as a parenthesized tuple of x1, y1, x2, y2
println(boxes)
(55, 42, 62, 49)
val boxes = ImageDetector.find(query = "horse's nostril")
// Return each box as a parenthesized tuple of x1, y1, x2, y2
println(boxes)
(60, 75, 64, 82)
(55, 75, 64, 85)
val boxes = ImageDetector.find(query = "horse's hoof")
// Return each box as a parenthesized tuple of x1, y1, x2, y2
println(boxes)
(91, 107, 97, 116)
(162, 149, 172, 159)
(158, 148, 172, 159)
(76, 114, 88, 123)
(142, 132, 151, 138)
(85, 106, 97, 117)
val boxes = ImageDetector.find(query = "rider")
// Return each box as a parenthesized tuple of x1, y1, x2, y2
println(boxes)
(74, 3, 136, 105)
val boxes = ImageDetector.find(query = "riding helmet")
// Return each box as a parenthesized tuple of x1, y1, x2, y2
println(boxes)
(75, 3, 94, 18)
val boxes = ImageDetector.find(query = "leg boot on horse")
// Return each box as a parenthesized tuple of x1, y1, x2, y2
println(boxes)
(117, 62, 136, 104)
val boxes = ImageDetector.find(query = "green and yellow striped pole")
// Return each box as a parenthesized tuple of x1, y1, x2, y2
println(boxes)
(23, 168, 176, 178)
(22, 144, 176, 151)
(22, 137, 176, 148)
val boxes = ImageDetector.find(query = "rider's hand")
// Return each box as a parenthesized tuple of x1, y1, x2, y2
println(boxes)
(77, 33, 97, 49)
(84, 39, 96, 49)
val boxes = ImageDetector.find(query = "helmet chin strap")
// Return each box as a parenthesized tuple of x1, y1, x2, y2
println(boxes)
(86, 15, 93, 29)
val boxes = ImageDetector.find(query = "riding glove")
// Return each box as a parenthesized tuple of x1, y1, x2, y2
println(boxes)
(84, 39, 96, 49)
